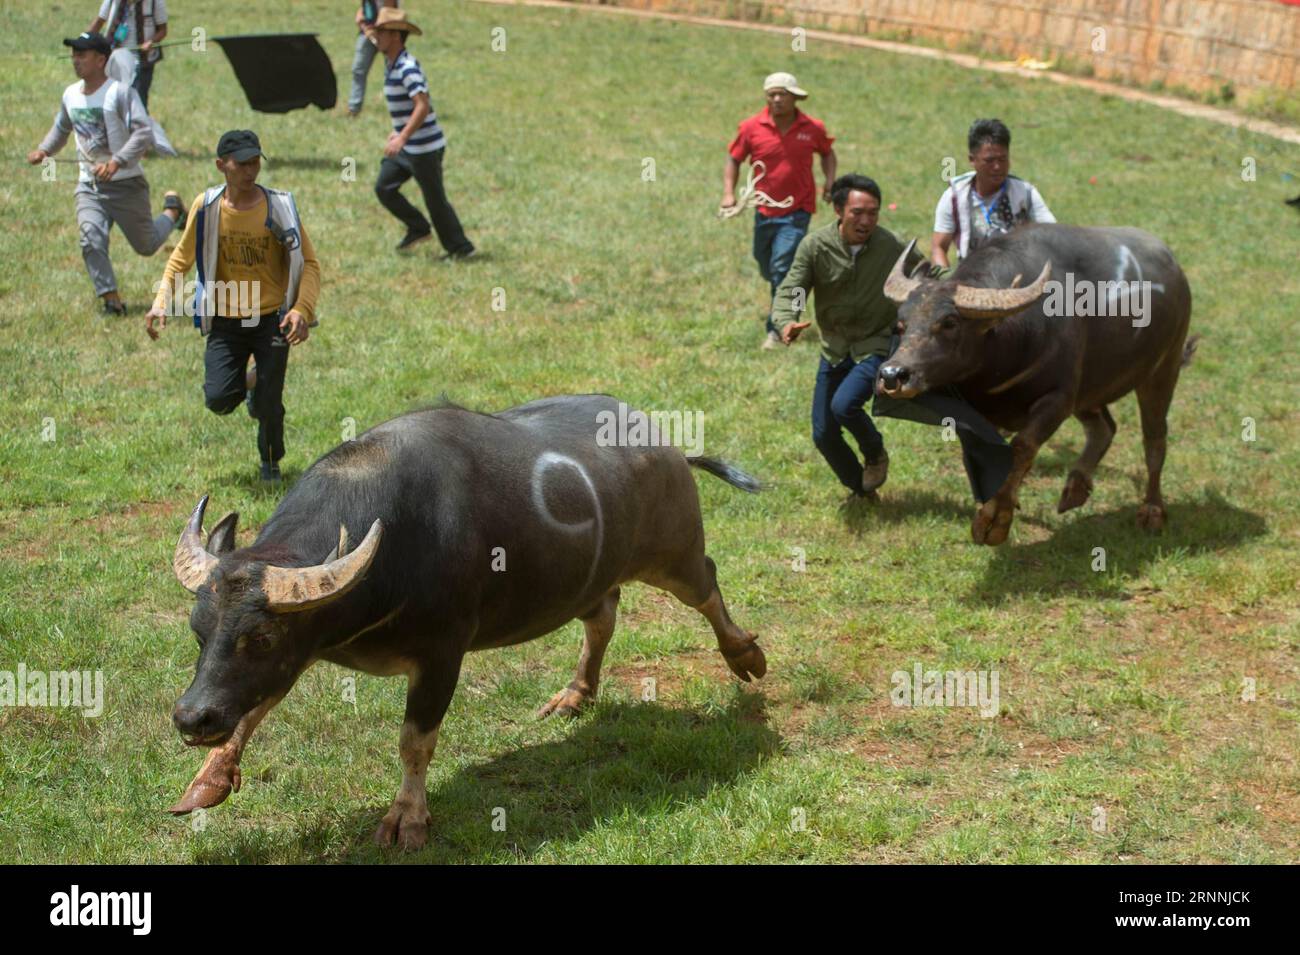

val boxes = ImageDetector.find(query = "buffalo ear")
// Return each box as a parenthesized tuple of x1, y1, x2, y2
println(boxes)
(206, 512, 240, 555)
(320, 524, 348, 564)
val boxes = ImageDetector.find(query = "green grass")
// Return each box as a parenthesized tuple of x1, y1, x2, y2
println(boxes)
(1, 0, 1297, 863)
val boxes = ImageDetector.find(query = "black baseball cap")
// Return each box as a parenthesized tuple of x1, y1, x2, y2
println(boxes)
(216, 130, 264, 162)
(64, 32, 112, 55)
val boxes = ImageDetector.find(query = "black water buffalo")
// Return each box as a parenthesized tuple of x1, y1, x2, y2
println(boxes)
(167, 395, 766, 849)
(878, 223, 1195, 544)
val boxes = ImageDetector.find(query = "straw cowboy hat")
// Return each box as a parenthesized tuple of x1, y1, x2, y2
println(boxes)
(374, 8, 423, 35)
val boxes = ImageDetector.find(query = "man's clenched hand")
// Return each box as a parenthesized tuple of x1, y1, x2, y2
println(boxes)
(280, 310, 310, 345)
(145, 305, 167, 340)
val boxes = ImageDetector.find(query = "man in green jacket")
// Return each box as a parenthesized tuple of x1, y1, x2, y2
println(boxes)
(772, 173, 922, 497)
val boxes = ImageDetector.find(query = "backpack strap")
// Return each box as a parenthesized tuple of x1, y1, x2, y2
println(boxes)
(192, 186, 224, 328)
(192, 200, 206, 328)
(950, 187, 960, 251)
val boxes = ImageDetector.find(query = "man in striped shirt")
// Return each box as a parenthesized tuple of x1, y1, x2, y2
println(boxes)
(371, 8, 475, 258)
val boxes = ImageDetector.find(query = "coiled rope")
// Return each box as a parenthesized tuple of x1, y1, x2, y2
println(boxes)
(717, 160, 794, 219)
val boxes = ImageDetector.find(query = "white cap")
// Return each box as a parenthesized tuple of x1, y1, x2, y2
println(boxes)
(763, 72, 808, 98)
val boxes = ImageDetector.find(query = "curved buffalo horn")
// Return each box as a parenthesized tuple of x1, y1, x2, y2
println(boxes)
(953, 261, 1052, 320)
(883, 239, 922, 303)
(261, 519, 383, 613)
(174, 495, 220, 593)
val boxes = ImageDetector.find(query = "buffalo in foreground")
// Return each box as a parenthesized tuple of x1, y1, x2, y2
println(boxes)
(166, 395, 766, 849)
(879, 223, 1196, 544)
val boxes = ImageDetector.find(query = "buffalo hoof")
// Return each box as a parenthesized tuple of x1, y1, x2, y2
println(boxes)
(374, 802, 432, 851)
(1057, 470, 1093, 514)
(167, 750, 241, 815)
(971, 499, 1014, 546)
(722, 640, 767, 683)
(1136, 503, 1166, 532)
(537, 686, 590, 719)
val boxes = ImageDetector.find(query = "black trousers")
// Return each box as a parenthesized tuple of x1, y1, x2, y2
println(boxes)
(134, 59, 155, 110)
(203, 313, 289, 464)
(374, 147, 474, 255)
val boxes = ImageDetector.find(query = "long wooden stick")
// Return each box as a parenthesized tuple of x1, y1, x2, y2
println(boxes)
(49, 37, 193, 57)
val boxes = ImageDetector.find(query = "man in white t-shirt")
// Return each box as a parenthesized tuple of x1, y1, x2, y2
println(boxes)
(28, 32, 184, 317)
(88, 0, 168, 109)
(931, 118, 1054, 269)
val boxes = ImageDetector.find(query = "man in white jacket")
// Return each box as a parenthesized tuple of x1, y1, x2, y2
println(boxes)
(931, 118, 1055, 269)
(145, 130, 320, 483)
(28, 32, 184, 317)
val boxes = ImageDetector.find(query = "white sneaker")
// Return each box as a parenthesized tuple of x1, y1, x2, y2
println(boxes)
(761, 330, 780, 350)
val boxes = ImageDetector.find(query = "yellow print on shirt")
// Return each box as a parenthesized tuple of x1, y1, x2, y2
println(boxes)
(220, 233, 276, 269)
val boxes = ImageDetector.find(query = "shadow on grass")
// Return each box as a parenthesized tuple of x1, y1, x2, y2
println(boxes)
(1033, 442, 1085, 477)
(213, 465, 304, 496)
(840, 488, 970, 534)
(393, 694, 777, 862)
(968, 489, 1267, 604)
(194, 694, 778, 863)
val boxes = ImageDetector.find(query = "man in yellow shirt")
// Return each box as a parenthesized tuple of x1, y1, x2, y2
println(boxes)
(146, 130, 320, 482)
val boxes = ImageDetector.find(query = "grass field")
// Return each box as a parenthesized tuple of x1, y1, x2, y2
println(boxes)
(1, 0, 1297, 863)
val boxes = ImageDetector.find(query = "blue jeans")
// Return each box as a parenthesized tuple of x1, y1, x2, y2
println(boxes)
(812, 354, 886, 493)
(753, 208, 810, 334)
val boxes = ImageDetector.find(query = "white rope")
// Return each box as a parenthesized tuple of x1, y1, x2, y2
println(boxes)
(717, 160, 794, 219)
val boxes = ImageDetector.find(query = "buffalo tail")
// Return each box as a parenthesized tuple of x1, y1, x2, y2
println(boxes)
(687, 456, 762, 493)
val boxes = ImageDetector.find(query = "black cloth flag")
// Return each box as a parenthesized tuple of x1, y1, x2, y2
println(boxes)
(213, 34, 337, 113)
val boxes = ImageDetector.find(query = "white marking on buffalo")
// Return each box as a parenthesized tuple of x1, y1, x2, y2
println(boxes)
(530, 452, 603, 597)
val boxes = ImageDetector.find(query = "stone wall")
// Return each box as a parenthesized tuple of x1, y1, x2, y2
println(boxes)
(571, 0, 1300, 94)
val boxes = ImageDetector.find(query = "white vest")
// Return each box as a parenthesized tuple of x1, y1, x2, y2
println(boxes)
(948, 172, 1040, 259)
(193, 184, 305, 335)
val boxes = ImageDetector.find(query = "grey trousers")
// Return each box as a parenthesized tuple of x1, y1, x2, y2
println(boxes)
(74, 177, 174, 297)
(348, 32, 379, 113)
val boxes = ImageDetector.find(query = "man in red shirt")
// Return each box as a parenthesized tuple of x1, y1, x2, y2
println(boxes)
(723, 72, 837, 349)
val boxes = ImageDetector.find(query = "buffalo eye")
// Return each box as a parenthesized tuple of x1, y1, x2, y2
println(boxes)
(939, 316, 959, 333)
(248, 630, 277, 654)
